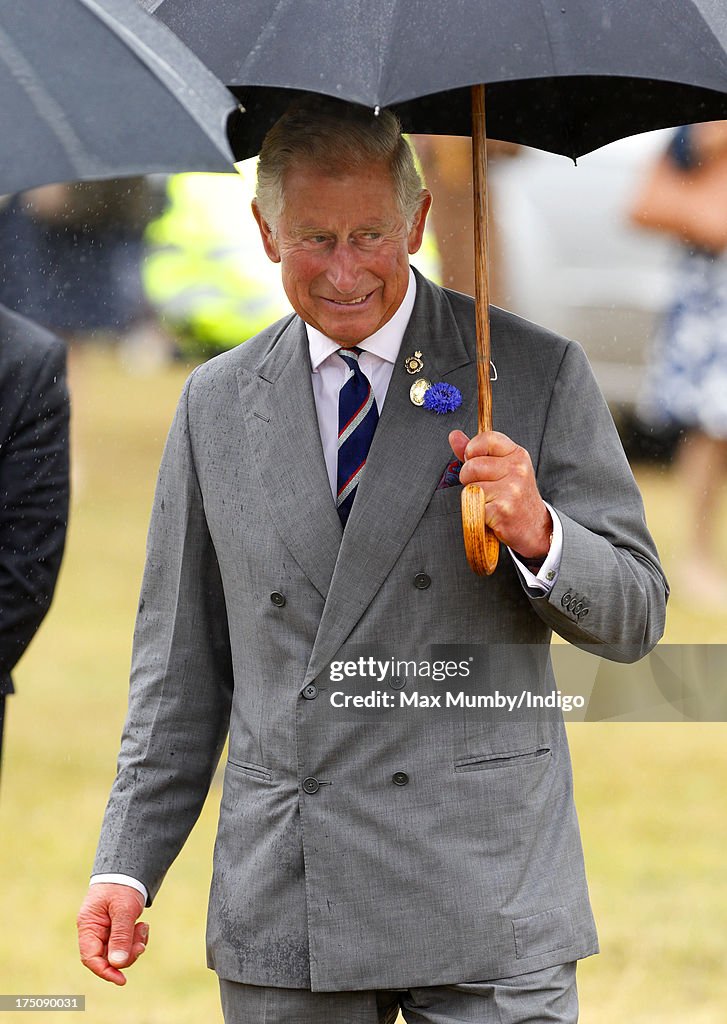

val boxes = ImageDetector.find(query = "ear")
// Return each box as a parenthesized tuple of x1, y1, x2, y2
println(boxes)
(407, 190, 433, 255)
(251, 199, 281, 263)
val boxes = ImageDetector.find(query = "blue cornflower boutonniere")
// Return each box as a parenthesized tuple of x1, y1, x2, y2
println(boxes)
(422, 381, 463, 414)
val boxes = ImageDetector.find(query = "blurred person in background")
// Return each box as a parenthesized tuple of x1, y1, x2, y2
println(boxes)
(0, 304, 69, 778)
(412, 135, 520, 305)
(141, 167, 290, 362)
(0, 178, 168, 371)
(631, 122, 727, 606)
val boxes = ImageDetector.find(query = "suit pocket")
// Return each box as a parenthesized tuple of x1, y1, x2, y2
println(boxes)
(458, 644, 551, 760)
(226, 758, 272, 781)
(421, 484, 463, 518)
(454, 747, 551, 773)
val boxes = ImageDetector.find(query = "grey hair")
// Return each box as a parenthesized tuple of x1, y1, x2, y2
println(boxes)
(255, 95, 425, 232)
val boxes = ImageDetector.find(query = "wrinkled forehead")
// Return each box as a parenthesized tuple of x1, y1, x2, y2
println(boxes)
(280, 157, 398, 207)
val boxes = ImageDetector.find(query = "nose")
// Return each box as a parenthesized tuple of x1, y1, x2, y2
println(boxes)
(326, 241, 360, 294)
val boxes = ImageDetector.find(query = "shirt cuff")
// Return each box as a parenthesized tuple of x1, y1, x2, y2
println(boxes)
(508, 503, 563, 593)
(90, 874, 148, 904)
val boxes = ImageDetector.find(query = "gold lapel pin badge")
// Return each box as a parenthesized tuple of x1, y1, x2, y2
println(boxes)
(404, 350, 424, 375)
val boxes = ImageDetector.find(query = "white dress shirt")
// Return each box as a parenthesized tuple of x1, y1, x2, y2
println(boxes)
(90, 268, 562, 902)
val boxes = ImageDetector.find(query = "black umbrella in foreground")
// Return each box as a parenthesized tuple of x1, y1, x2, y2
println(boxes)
(147, 0, 727, 573)
(0, 0, 240, 196)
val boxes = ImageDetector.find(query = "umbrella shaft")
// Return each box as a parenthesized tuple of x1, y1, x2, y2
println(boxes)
(471, 83, 493, 434)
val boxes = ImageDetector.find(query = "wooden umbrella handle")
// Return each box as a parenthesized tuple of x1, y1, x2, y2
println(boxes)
(461, 83, 499, 575)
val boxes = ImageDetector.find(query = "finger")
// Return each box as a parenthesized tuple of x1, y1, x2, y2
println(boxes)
(464, 430, 518, 461)
(128, 921, 150, 963)
(77, 925, 127, 986)
(458, 455, 510, 487)
(107, 898, 145, 969)
(108, 944, 132, 968)
(129, 940, 147, 963)
(80, 952, 128, 986)
(448, 429, 469, 462)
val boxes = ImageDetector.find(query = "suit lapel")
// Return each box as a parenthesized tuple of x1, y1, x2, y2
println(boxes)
(238, 316, 342, 600)
(304, 273, 476, 684)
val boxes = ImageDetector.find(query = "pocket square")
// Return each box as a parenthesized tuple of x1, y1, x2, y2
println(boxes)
(437, 458, 463, 490)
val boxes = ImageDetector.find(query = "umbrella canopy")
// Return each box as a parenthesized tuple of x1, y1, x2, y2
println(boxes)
(147, 0, 727, 160)
(0, 0, 239, 195)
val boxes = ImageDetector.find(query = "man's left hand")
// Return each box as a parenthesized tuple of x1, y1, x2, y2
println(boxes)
(449, 429, 551, 562)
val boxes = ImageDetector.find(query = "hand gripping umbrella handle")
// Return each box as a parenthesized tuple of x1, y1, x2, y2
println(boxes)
(461, 84, 499, 575)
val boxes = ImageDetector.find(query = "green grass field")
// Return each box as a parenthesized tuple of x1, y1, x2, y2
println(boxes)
(1, 346, 726, 1023)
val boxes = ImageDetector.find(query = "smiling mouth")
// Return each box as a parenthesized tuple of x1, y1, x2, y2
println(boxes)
(326, 292, 372, 306)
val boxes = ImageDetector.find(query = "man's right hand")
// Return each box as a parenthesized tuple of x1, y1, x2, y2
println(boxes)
(77, 883, 148, 985)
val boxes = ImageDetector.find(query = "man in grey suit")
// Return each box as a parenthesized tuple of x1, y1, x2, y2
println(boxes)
(78, 96, 667, 1023)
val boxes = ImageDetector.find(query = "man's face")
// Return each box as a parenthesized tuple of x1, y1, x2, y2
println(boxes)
(253, 160, 431, 346)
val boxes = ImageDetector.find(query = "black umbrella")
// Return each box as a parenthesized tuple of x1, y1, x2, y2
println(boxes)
(147, 0, 727, 573)
(0, 0, 239, 195)
(147, 0, 727, 159)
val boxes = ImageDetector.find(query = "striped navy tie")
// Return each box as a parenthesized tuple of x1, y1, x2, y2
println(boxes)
(336, 347, 379, 526)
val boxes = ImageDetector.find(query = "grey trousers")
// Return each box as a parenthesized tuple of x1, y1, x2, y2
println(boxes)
(218, 962, 578, 1024)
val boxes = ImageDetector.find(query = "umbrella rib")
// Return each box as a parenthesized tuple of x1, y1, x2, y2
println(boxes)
(372, 0, 400, 107)
(534, 0, 579, 162)
(238, 0, 298, 80)
(81, 0, 234, 154)
(0, 24, 99, 174)
(83, 0, 188, 90)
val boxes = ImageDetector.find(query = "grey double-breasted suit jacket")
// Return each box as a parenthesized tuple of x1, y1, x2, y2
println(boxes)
(94, 272, 667, 991)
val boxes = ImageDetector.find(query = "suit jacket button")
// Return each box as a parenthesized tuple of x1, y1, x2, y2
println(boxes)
(413, 573, 431, 590)
(302, 684, 318, 700)
(392, 771, 409, 786)
(270, 591, 286, 607)
(302, 777, 320, 794)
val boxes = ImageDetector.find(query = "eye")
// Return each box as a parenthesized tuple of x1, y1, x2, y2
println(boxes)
(355, 231, 382, 246)
(300, 233, 331, 247)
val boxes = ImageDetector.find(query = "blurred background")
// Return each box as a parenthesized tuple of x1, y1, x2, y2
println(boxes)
(1, 133, 726, 1022)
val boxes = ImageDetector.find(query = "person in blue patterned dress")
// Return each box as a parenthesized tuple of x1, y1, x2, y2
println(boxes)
(638, 122, 727, 606)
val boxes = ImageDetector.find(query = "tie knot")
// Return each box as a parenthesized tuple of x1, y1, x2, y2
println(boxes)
(338, 346, 362, 366)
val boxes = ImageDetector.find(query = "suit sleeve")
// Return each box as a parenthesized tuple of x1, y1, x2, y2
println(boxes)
(525, 339, 668, 662)
(93, 371, 234, 904)
(0, 339, 69, 689)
